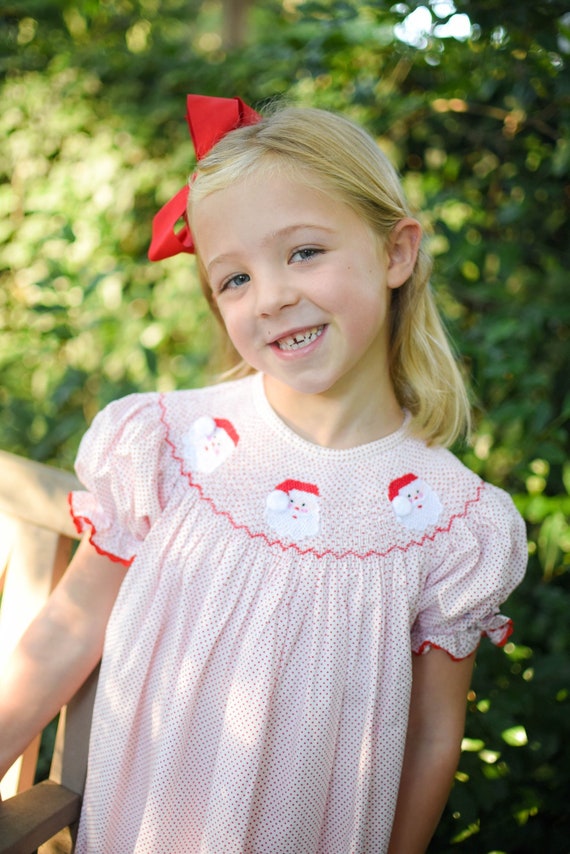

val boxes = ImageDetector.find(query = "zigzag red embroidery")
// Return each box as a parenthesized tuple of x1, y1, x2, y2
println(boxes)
(159, 396, 485, 562)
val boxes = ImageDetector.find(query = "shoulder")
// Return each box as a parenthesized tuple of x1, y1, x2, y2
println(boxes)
(396, 434, 477, 483)
(89, 376, 254, 435)
(91, 390, 160, 425)
(385, 434, 524, 538)
(386, 435, 479, 513)
(73, 377, 256, 502)
(159, 375, 256, 439)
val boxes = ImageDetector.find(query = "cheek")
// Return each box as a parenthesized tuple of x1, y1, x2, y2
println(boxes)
(218, 307, 260, 363)
(343, 296, 388, 341)
(217, 305, 244, 341)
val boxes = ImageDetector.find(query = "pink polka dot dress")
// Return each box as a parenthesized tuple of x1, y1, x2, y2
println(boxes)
(69, 373, 527, 853)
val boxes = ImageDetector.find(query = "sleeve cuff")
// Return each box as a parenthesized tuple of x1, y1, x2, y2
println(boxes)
(68, 492, 136, 567)
(412, 614, 514, 661)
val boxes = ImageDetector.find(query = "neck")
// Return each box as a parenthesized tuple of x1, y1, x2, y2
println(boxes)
(263, 376, 404, 450)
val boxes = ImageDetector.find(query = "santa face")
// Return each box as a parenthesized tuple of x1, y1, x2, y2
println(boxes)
(265, 484, 320, 541)
(391, 477, 442, 531)
(182, 416, 237, 473)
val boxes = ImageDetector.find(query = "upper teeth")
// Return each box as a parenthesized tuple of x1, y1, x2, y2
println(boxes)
(277, 326, 324, 350)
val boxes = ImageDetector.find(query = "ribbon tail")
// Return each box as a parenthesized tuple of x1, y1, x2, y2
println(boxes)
(148, 94, 261, 261)
(148, 185, 192, 261)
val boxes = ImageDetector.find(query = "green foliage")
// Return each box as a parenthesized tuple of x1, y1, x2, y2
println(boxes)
(433, 552, 570, 853)
(2, 0, 569, 849)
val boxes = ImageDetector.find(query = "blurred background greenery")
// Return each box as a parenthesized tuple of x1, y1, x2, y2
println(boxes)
(1, 1, 569, 850)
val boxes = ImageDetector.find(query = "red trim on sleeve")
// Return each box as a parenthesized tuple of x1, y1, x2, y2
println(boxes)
(413, 640, 479, 662)
(487, 618, 514, 647)
(67, 492, 135, 568)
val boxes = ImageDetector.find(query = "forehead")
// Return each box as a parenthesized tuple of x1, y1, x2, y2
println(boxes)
(191, 153, 331, 203)
(191, 159, 338, 216)
(190, 165, 360, 253)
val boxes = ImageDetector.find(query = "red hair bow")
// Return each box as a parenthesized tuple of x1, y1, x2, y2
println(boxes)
(148, 94, 261, 261)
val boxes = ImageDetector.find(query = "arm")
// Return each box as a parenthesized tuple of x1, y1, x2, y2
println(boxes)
(387, 648, 475, 854)
(0, 537, 128, 780)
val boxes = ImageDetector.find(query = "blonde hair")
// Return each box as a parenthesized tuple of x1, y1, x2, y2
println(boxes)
(188, 105, 471, 447)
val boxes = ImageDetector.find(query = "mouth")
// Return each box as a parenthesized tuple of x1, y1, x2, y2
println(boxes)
(274, 325, 325, 351)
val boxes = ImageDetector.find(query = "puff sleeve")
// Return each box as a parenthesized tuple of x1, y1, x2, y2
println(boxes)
(411, 483, 527, 661)
(69, 394, 166, 566)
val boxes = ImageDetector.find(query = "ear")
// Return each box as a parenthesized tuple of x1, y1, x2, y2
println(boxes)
(386, 218, 422, 290)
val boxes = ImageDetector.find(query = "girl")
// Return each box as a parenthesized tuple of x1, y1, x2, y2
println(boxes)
(0, 95, 527, 853)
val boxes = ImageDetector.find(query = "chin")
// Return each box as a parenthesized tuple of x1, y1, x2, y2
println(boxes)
(275, 376, 336, 397)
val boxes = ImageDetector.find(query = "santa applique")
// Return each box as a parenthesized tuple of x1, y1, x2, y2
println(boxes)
(182, 415, 239, 474)
(388, 473, 443, 532)
(265, 479, 320, 541)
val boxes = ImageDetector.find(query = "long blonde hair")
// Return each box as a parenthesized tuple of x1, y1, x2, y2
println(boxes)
(188, 105, 471, 447)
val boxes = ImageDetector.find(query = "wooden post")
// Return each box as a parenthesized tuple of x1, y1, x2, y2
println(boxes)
(0, 451, 80, 799)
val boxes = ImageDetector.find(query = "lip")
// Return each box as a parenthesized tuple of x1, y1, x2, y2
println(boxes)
(268, 323, 328, 357)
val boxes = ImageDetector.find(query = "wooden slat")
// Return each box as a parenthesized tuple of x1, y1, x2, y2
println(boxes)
(0, 450, 83, 800)
(0, 522, 72, 663)
(0, 781, 81, 854)
(50, 667, 99, 796)
(0, 521, 74, 799)
(0, 451, 94, 852)
(0, 451, 80, 539)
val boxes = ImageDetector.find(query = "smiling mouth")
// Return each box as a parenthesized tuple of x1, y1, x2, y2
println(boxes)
(275, 325, 325, 351)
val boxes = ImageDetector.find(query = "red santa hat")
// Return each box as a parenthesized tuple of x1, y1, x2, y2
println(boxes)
(388, 473, 419, 517)
(266, 479, 320, 512)
(275, 479, 319, 496)
(192, 415, 239, 445)
(388, 473, 417, 502)
(213, 418, 239, 446)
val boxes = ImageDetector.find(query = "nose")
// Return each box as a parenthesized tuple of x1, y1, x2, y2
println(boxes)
(254, 271, 299, 318)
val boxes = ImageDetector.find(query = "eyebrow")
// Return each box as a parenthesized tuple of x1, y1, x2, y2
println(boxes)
(205, 223, 335, 276)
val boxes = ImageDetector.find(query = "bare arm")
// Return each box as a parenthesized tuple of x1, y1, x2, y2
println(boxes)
(0, 537, 128, 779)
(387, 648, 475, 854)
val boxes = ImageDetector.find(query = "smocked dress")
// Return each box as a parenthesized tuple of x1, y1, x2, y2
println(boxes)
(69, 373, 527, 854)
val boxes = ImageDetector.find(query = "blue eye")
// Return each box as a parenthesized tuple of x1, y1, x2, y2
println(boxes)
(290, 247, 322, 263)
(220, 273, 250, 292)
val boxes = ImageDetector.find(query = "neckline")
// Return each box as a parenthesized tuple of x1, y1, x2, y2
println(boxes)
(250, 372, 411, 459)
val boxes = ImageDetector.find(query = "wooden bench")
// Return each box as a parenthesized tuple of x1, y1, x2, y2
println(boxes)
(0, 450, 98, 854)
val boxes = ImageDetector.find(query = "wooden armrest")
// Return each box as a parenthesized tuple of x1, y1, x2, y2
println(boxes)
(0, 780, 81, 854)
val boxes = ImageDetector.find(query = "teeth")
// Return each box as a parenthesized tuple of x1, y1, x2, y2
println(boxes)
(277, 326, 324, 351)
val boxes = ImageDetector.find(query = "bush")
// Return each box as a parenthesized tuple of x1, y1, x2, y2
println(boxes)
(2, 1, 568, 847)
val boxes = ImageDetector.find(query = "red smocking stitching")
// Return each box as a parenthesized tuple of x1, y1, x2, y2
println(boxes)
(158, 395, 486, 562)
(68, 492, 135, 567)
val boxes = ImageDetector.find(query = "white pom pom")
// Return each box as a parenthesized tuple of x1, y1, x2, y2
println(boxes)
(392, 495, 412, 517)
(266, 490, 289, 512)
(193, 415, 216, 438)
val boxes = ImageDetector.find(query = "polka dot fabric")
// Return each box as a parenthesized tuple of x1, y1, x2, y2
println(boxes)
(69, 373, 527, 853)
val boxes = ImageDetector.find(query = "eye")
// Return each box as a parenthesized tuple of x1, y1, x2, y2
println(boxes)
(289, 247, 323, 263)
(219, 272, 250, 293)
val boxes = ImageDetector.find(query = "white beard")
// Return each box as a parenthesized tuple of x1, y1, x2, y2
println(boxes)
(266, 490, 320, 540)
(183, 424, 235, 473)
(393, 480, 443, 531)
